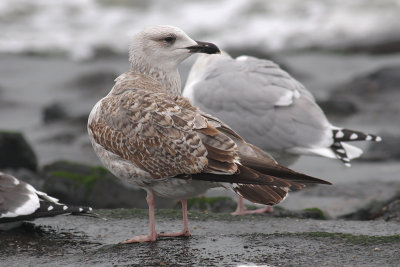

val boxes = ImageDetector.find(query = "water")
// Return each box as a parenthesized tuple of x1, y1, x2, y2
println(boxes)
(1, 0, 400, 59)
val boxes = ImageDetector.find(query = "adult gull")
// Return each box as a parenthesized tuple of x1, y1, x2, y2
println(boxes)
(183, 52, 381, 214)
(88, 25, 331, 243)
(0, 172, 92, 230)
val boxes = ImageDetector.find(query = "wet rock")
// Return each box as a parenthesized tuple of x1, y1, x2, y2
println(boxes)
(0, 131, 37, 171)
(329, 65, 400, 114)
(187, 197, 237, 213)
(92, 46, 123, 59)
(42, 103, 68, 124)
(340, 194, 400, 222)
(337, 38, 400, 54)
(41, 160, 174, 209)
(317, 98, 358, 117)
(39, 132, 77, 144)
(333, 66, 400, 98)
(70, 70, 118, 97)
(5, 209, 400, 266)
(362, 132, 400, 162)
(280, 181, 399, 218)
(339, 200, 386, 221)
(185, 196, 329, 219)
(269, 206, 329, 220)
(382, 199, 400, 222)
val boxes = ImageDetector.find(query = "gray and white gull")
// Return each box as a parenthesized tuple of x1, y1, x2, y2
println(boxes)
(88, 25, 331, 243)
(0, 172, 92, 230)
(183, 52, 381, 214)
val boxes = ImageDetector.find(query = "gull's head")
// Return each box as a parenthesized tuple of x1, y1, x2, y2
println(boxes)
(129, 25, 220, 70)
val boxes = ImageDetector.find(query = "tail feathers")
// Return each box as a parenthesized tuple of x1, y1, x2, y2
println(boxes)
(36, 201, 92, 216)
(332, 128, 382, 143)
(341, 143, 363, 159)
(187, 164, 305, 190)
(238, 154, 331, 185)
(330, 142, 363, 167)
(0, 201, 92, 224)
(186, 162, 331, 192)
(331, 142, 351, 167)
(232, 184, 289, 205)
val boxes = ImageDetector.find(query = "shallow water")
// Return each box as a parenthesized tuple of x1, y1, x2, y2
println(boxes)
(1, 0, 400, 59)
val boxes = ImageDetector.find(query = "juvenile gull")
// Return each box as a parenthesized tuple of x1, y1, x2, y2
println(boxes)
(88, 25, 331, 243)
(0, 172, 92, 230)
(183, 52, 381, 215)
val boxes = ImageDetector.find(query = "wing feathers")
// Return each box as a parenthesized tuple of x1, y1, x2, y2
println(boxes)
(89, 71, 330, 209)
(233, 184, 288, 205)
(185, 164, 304, 190)
(239, 154, 331, 185)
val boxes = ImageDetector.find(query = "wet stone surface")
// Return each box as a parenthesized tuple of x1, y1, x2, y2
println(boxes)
(1, 209, 399, 266)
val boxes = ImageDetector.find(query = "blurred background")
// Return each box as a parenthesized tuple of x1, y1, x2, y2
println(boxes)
(0, 0, 399, 216)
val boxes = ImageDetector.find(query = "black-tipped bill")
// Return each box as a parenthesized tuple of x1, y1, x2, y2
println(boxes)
(186, 41, 220, 54)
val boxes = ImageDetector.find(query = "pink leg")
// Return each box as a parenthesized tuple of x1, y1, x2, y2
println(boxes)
(159, 199, 191, 237)
(231, 196, 273, 215)
(121, 191, 158, 243)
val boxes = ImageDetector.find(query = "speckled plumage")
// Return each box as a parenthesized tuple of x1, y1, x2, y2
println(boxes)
(87, 26, 331, 242)
(88, 72, 228, 198)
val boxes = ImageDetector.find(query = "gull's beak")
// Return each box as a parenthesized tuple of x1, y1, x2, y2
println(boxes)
(186, 41, 220, 54)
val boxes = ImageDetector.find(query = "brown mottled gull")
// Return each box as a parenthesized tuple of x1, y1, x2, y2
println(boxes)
(183, 52, 381, 215)
(88, 25, 331, 243)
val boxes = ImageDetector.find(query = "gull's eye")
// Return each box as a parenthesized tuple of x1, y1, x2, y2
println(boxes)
(163, 36, 176, 44)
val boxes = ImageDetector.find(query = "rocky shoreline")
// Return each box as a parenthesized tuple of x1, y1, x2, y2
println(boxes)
(1, 49, 400, 265)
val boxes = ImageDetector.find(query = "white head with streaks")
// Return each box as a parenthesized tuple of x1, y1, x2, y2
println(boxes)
(128, 25, 220, 95)
(129, 25, 220, 70)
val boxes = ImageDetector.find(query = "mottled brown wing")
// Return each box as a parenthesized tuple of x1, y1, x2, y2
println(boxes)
(89, 73, 241, 179)
(90, 92, 207, 178)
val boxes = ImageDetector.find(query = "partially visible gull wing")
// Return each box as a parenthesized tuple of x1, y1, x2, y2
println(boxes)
(0, 172, 92, 225)
(184, 53, 331, 152)
(184, 53, 380, 166)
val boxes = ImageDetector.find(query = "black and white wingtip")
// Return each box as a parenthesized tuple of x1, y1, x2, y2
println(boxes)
(0, 172, 93, 226)
(330, 128, 381, 167)
(332, 129, 382, 143)
(330, 142, 351, 167)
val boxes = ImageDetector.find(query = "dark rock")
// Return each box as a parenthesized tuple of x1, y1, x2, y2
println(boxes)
(0, 85, 16, 109)
(328, 65, 400, 117)
(187, 197, 237, 213)
(338, 38, 400, 55)
(40, 132, 77, 144)
(362, 132, 400, 161)
(339, 200, 386, 221)
(0, 131, 37, 171)
(382, 199, 400, 222)
(92, 46, 123, 59)
(70, 70, 118, 97)
(74, 71, 117, 88)
(340, 194, 400, 221)
(41, 160, 174, 209)
(269, 206, 329, 220)
(331, 66, 400, 101)
(317, 98, 358, 117)
(184, 198, 329, 219)
(42, 103, 68, 124)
